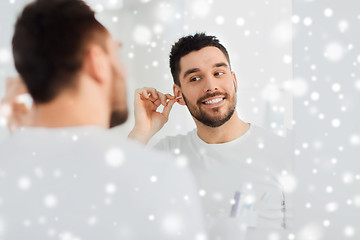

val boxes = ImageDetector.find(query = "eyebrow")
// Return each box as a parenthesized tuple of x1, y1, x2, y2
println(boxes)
(183, 62, 229, 79)
(214, 62, 228, 68)
(183, 68, 200, 79)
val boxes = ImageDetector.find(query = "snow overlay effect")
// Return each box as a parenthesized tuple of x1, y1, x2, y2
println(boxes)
(0, 0, 359, 239)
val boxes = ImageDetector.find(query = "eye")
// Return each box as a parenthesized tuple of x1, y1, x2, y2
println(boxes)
(190, 76, 201, 82)
(214, 72, 224, 77)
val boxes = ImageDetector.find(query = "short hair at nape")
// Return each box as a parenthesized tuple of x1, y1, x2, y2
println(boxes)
(169, 33, 231, 86)
(12, 0, 107, 103)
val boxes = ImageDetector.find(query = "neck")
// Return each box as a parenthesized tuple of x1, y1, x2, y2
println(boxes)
(195, 111, 250, 144)
(29, 87, 110, 129)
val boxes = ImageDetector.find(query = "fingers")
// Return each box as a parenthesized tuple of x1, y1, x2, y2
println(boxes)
(157, 92, 168, 106)
(1, 76, 31, 115)
(161, 99, 176, 119)
(136, 88, 153, 101)
(147, 88, 159, 100)
(136, 88, 158, 102)
(153, 99, 161, 107)
(6, 77, 28, 96)
(135, 87, 174, 106)
(1, 77, 33, 133)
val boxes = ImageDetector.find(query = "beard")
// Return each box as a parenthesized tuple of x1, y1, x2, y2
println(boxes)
(183, 91, 236, 128)
(109, 109, 128, 128)
(109, 64, 128, 128)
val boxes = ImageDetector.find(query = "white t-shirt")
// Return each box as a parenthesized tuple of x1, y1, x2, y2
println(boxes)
(0, 126, 205, 240)
(155, 124, 294, 239)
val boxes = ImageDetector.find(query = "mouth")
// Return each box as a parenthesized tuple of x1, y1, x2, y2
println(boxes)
(201, 96, 226, 107)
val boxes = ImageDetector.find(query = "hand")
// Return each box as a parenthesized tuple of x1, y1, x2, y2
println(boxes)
(0, 77, 33, 133)
(128, 87, 177, 144)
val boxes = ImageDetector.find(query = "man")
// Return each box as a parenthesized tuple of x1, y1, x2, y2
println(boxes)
(0, 1, 206, 239)
(129, 33, 293, 239)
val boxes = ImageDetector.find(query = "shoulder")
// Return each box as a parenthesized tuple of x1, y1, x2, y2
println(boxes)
(97, 130, 182, 169)
(250, 125, 292, 146)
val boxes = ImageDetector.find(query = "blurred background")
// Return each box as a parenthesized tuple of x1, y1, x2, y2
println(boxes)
(0, 0, 359, 239)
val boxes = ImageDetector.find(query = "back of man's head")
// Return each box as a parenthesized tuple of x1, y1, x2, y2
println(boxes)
(12, 0, 107, 104)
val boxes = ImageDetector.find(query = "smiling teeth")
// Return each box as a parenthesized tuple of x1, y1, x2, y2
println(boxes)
(204, 98, 223, 104)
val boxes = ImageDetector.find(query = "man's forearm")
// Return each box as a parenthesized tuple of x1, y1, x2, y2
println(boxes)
(128, 127, 153, 145)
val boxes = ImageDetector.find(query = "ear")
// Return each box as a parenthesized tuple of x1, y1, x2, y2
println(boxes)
(232, 72, 238, 92)
(173, 84, 186, 105)
(83, 44, 110, 85)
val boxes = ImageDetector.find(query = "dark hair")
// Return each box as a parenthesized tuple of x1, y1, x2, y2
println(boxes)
(169, 32, 231, 86)
(12, 0, 107, 103)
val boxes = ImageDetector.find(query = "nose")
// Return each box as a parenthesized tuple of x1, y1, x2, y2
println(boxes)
(203, 75, 218, 93)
